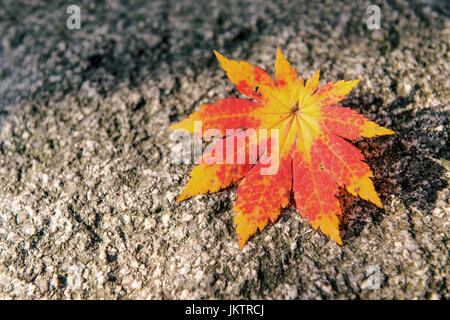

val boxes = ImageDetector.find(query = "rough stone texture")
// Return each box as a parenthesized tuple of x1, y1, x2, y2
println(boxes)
(0, 0, 448, 299)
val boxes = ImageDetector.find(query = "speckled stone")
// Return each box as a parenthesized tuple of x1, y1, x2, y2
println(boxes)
(0, 0, 448, 299)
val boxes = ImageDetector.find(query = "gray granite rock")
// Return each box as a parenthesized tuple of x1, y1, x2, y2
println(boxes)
(0, 0, 448, 299)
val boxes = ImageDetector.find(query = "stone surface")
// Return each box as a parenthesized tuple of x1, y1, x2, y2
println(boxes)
(0, 0, 448, 299)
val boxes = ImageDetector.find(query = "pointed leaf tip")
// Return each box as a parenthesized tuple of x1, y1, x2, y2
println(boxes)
(214, 50, 226, 64)
(276, 45, 283, 56)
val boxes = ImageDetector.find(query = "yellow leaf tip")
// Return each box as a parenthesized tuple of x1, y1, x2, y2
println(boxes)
(374, 197, 384, 208)
(376, 126, 396, 136)
(214, 50, 225, 62)
(310, 213, 342, 245)
(276, 45, 283, 54)
(327, 227, 343, 245)
(176, 189, 192, 202)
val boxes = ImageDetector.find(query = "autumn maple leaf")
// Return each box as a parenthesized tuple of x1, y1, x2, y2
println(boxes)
(170, 47, 394, 249)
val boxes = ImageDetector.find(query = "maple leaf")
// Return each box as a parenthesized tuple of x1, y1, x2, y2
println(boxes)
(170, 47, 394, 249)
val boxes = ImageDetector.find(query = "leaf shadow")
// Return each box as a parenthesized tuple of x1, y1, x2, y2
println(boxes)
(339, 94, 448, 243)
(339, 94, 450, 243)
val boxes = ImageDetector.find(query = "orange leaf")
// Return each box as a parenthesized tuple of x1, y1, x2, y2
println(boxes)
(171, 47, 395, 248)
